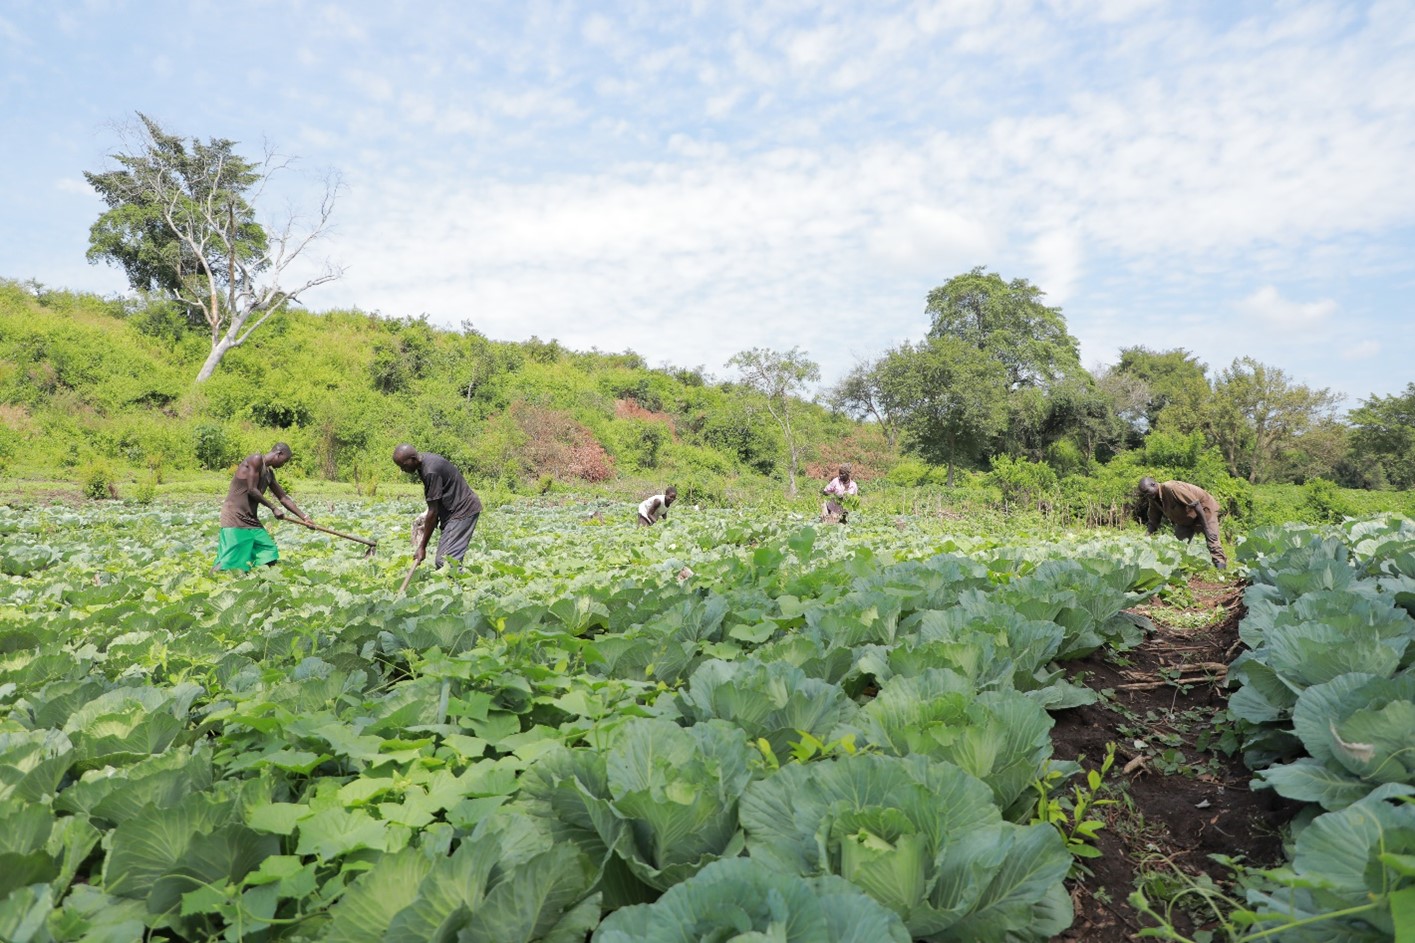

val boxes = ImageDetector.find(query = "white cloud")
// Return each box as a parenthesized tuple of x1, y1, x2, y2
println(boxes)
(784, 24, 842, 70)
(342, 68, 394, 103)
(1236, 286, 1338, 328)
(582, 14, 617, 47)
(867, 205, 994, 275)
(0, 14, 28, 46)
(1028, 229, 1083, 305)
(1341, 340, 1381, 361)
(54, 177, 92, 195)
(1046, 0, 1167, 24)
(8, 0, 1415, 402)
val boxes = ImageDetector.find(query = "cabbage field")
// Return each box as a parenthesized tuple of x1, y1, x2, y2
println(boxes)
(1, 501, 1413, 942)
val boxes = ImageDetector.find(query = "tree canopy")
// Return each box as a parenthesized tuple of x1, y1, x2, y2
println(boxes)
(828, 360, 900, 450)
(876, 337, 1008, 486)
(85, 113, 342, 383)
(1206, 357, 1343, 484)
(925, 267, 1082, 390)
(726, 347, 820, 496)
(1112, 347, 1211, 435)
(1347, 383, 1415, 489)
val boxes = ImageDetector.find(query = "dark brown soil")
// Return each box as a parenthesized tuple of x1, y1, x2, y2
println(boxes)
(1050, 578, 1299, 942)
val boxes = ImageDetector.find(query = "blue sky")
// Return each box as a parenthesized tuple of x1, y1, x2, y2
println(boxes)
(3, 0, 1412, 405)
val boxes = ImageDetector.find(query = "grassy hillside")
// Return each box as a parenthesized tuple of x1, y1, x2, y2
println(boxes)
(4, 278, 1410, 531)
(0, 280, 891, 504)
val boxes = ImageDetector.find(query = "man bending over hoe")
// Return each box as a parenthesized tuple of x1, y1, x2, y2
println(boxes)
(1138, 476, 1227, 570)
(213, 442, 310, 572)
(638, 487, 676, 526)
(393, 444, 482, 569)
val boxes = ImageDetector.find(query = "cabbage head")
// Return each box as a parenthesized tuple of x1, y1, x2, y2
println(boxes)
(592, 857, 911, 943)
(740, 753, 1072, 942)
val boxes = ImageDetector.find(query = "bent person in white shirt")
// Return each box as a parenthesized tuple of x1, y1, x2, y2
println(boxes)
(638, 487, 677, 526)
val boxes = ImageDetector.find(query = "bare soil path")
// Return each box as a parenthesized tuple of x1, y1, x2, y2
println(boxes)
(1050, 577, 1299, 941)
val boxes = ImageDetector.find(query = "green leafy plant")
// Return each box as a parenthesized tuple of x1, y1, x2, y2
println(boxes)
(741, 754, 1073, 942)
(755, 731, 864, 771)
(1032, 742, 1117, 867)
(81, 461, 116, 500)
(193, 423, 237, 471)
(593, 856, 911, 942)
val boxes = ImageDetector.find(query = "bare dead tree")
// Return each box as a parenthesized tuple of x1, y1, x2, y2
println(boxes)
(86, 113, 345, 383)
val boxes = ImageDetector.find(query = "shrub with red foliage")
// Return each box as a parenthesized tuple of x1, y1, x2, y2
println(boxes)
(613, 398, 677, 435)
(805, 426, 896, 483)
(509, 401, 615, 482)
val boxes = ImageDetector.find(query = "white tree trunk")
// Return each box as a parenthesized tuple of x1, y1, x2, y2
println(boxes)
(196, 335, 236, 383)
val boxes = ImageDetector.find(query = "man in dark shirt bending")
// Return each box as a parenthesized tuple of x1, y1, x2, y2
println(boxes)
(392, 444, 482, 569)
(213, 442, 311, 572)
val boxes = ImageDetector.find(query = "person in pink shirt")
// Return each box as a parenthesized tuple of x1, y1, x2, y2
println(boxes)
(821, 464, 858, 521)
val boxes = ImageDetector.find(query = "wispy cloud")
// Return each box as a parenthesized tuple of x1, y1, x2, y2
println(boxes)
(1236, 286, 1338, 328)
(5, 1, 1415, 399)
(1341, 340, 1381, 361)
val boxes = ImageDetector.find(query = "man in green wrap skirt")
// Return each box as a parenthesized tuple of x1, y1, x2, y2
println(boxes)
(213, 443, 311, 572)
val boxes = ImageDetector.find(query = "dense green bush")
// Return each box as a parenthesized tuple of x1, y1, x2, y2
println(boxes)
(884, 458, 931, 487)
(1301, 477, 1353, 523)
(192, 424, 238, 471)
(81, 461, 116, 499)
(986, 454, 1058, 509)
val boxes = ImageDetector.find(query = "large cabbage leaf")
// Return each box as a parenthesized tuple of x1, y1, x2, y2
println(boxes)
(850, 669, 1053, 815)
(322, 810, 601, 943)
(1242, 791, 1415, 942)
(667, 658, 860, 758)
(517, 718, 753, 893)
(1258, 672, 1415, 809)
(591, 856, 911, 943)
(740, 753, 1071, 941)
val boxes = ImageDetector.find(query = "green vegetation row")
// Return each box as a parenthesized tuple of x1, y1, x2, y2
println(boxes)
(1, 500, 1206, 941)
(1136, 515, 1415, 941)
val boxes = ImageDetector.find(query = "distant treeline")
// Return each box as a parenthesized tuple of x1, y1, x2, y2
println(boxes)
(1, 275, 1411, 528)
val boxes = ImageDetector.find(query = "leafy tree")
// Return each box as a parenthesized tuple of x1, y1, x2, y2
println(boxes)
(924, 267, 1086, 460)
(925, 267, 1082, 390)
(726, 347, 820, 496)
(1094, 365, 1153, 449)
(686, 392, 780, 477)
(1347, 383, 1415, 489)
(85, 113, 342, 383)
(827, 358, 900, 449)
(1207, 357, 1343, 484)
(876, 337, 1008, 485)
(368, 316, 438, 394)
(1274, 418, 1350, 484)
(1042, 376, 1128, 465)
(1112, 346, 1211, 434)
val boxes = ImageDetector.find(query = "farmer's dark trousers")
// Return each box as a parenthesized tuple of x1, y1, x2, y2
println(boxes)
(1174, 510, 1226, 568)
(434, 512, 480, 569)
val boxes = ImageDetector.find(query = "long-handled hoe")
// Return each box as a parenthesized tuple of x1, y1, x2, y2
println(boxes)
(396, 511, 427, 595)
(288, 517, 379, 557)
(396, 561, 420, 595)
